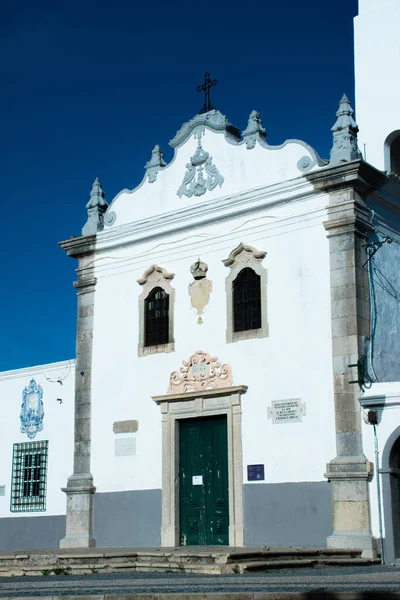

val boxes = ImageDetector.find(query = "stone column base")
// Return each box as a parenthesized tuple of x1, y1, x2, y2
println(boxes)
(327, 532, 376, 558)
(325, 456, 375, 558)
(60, 474, 96, 549)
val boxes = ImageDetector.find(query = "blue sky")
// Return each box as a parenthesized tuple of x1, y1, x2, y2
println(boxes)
(0, 0, 358, 371)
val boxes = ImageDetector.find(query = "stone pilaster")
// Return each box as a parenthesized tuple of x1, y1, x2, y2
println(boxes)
(323, 189, 374, 557)
(59, 239, 97, 549)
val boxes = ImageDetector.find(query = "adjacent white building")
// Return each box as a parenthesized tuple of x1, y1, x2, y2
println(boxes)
(1, 0, 400, 562)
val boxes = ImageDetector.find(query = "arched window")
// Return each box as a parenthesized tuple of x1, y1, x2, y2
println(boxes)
(223, 243, 268, 343)
(384, 130, 400, 173)
(137, 265, 175, 356)
(390, 136, 400, 174)
(145, 287, 169, 347)
(233, 268, 261, 332)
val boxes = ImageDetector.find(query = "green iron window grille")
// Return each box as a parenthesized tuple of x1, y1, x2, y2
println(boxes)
(10, 441, 48, 512)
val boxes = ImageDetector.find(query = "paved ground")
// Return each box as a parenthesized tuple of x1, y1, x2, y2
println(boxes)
(1, 565, 400, 597)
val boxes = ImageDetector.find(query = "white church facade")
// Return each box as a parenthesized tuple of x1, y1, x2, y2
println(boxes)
(1, 0, 400, 563)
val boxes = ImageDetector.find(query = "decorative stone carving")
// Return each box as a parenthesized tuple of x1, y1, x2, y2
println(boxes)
(297, 156, 312, 172)
(189, 258, 212, 324)
(82, 178, 108, 236)
(104, 210, 116, 226)
(170, 110, 241, 148)
(223, 242, 267, 267)
(177, 133, 224, 199)
(168, 350, 233, 393)
(137, 264, 175, 296)
(20, 379, 44, 440)
(242, 110, 267, 150)
(145, 145, 167, 183)
(330, 94, 362, 166)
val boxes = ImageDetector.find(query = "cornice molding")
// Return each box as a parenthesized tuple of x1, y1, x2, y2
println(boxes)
(152, 384, 248, 404)
(59, 235, 97, 258)
(0, 359, 75, 381)
(305, 159, 389, 193)
(95, 176, 320, 254)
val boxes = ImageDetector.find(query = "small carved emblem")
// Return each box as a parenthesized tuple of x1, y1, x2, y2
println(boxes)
(177, 133, 224, 199)
(20, 379, 44, 440)
(168, 350, 233, 393)
(189, 258, 212, 324)
(189, 278, 212, 324)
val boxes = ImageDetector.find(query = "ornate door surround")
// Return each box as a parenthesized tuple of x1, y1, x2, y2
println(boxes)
(152, 351, 247, 547)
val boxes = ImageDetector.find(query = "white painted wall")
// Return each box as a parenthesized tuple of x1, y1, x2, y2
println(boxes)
(0, 361, 75, 518)
(91, 165, 336, 494)
(355, 0, 400, 170)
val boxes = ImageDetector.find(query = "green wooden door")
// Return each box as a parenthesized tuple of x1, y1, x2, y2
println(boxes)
(179, 415, 229, 546)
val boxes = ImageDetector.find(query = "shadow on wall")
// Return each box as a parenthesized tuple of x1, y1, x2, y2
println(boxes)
(365, 228, 400, 383)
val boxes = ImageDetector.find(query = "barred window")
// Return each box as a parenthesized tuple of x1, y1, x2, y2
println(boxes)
(144, 287, 169, 347)
(233, 268, 262, 332)
(10, 441, 48, 512)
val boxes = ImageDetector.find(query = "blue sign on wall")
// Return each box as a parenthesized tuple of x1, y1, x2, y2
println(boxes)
(247, 464, 265, 482)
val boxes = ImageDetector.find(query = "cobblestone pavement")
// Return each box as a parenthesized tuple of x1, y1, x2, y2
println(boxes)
(0, 566, 400, 597)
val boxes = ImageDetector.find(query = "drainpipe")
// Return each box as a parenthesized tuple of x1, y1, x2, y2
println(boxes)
(371, 414, 385, 563)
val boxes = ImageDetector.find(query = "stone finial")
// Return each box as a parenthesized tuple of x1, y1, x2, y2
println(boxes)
(242, 110, 267, 149)
(330, 94, 362, 165)
(145, 145, 167, 183)
(82, 178, 108, 236)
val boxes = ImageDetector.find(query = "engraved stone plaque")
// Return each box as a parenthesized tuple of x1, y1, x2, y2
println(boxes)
(268, 399, 306, 424)
(191, 363, 208, 376)
(115, 437, 136, 457)
(0, 485, 5, 496)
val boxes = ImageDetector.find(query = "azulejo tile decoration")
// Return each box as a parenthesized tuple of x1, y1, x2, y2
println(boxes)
(20, 379, 44, 440)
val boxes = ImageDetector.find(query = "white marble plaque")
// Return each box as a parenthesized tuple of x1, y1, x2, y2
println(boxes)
(268, 399, 306, 424)
(192, 475, 203, 485)
(115, 437, 136, 457)
(0, 486, 5, 496)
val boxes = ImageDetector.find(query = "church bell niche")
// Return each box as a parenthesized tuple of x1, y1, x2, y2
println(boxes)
(20, 379, 44, 440)
(188, 258, 212, 325)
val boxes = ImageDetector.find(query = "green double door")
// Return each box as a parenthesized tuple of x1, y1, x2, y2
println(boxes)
(179, 415, 229, 546)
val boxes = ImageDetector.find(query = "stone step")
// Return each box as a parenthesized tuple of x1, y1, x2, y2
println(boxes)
(0, 547, 381, 577)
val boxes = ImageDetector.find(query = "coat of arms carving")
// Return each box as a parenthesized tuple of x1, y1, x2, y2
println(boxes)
(177, 133, 224, 199)
(168, 350, 232, 394)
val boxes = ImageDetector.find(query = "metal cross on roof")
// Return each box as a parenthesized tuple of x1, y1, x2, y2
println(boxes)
(196, 72, 218, 114)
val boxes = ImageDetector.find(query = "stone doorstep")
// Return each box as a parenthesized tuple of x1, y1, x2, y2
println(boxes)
(0, 558, 381, 577)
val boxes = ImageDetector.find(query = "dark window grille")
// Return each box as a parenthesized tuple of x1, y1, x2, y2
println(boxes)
(233, 268, 262, 332)
(10, 441, 48, 512)
(145, 287, 169, 347)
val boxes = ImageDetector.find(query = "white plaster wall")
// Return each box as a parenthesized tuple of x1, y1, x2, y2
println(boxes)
(355, 0, 400, 170)
(106, 127, 320, 227)
(0, 361, 75, 518)
(361, 382, 400, 539)
(90, 185, 336, 494)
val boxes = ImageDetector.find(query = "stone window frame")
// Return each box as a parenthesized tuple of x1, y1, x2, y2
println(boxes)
(152, 385, 247, 547)
(137, 265, 175, 357)
(223, 243, 268, 343)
